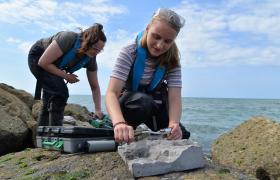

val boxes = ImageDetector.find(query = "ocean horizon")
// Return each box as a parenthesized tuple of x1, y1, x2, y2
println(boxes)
(68, 95, 280, 154)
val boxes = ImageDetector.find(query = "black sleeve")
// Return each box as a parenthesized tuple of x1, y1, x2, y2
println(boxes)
(84, 57, 98, 71)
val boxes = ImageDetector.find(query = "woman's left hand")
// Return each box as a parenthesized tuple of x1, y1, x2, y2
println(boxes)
(168, 122, 182, 140)
(94, 111, 104, 119)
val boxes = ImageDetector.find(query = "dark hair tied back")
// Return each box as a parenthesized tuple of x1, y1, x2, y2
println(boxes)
(95, 23, 103, 31)
(88, 23, 106, 44)
(77, 23, 107, 57)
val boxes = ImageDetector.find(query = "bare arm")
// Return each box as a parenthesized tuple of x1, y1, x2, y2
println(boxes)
(106, 77, 126, 125)
(38, 40, 79, 83)
(87, 70, 102, 117)
(106, 77, 134, 143)
(167, 87, 182, 139)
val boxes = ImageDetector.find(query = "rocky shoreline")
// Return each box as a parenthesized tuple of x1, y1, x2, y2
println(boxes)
(0, 83, 279, 179)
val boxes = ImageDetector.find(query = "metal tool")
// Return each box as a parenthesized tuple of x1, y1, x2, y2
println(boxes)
(139, 128, 172, 135)
(134, 127, 172, 140)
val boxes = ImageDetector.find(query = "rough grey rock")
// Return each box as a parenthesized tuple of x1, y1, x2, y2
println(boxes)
(31, 100, 42, 120)
(0, 108, 28, 155)
(118, 139, 204, 177)
(32, 102, 93, 127)
(64, 104, 92, 122)
(63, 116, 77, 125)
(212, 116, 280, 179)
(0, 87, 32, 155)
(0, 83, 34, 109)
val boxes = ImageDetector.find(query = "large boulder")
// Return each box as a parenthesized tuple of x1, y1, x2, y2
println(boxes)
(32, 101, 92, 126)
(64, 104, 92, 122)
(0, 83, 34, 109)
(212, 116, 280, 179)
(0, 108, 28, 155)
(31, 100, 42, 120)
(0, 86, 36, 155)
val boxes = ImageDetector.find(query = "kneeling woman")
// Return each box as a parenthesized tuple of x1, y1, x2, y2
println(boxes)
(106, 8, 190, 143)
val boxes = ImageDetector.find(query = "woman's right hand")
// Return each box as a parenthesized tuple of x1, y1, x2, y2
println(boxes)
(65, 73, 79, 84)
(113, 123, 135, 144)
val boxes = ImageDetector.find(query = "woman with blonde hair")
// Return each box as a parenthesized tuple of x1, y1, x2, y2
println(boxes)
(106, 8, 190, 143)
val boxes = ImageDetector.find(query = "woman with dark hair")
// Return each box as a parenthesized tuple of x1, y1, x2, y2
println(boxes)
(28, 23, 106, 126)
(106, 8, 190, 143)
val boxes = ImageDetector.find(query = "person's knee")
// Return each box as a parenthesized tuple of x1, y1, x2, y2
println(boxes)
(48, 96, 67, 112)
(180, 123, 191, 139)
(119, 92, 154, 126)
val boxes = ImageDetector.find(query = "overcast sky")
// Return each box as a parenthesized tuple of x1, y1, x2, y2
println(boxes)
(0, 0, 279, 98)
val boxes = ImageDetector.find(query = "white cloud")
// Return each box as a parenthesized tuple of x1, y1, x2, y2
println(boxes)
(2, 0, 280, 68)
(6, 37, 32, 53)
(0, 0, 127, 31)
(175, 0, 280, 67)
(98, 29, 135, 68)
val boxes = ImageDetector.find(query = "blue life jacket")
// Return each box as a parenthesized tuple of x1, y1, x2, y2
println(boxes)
(58, 36, 90, 73)
(131, 31, 166, 92)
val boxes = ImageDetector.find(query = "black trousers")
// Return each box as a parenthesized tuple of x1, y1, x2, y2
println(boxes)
(28, 42, 68, 126)
(28, 42, 69, 101)
(119, 91, 190, 139)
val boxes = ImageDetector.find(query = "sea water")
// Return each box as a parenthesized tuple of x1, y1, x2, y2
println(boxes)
(68, 95, 280, 154)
